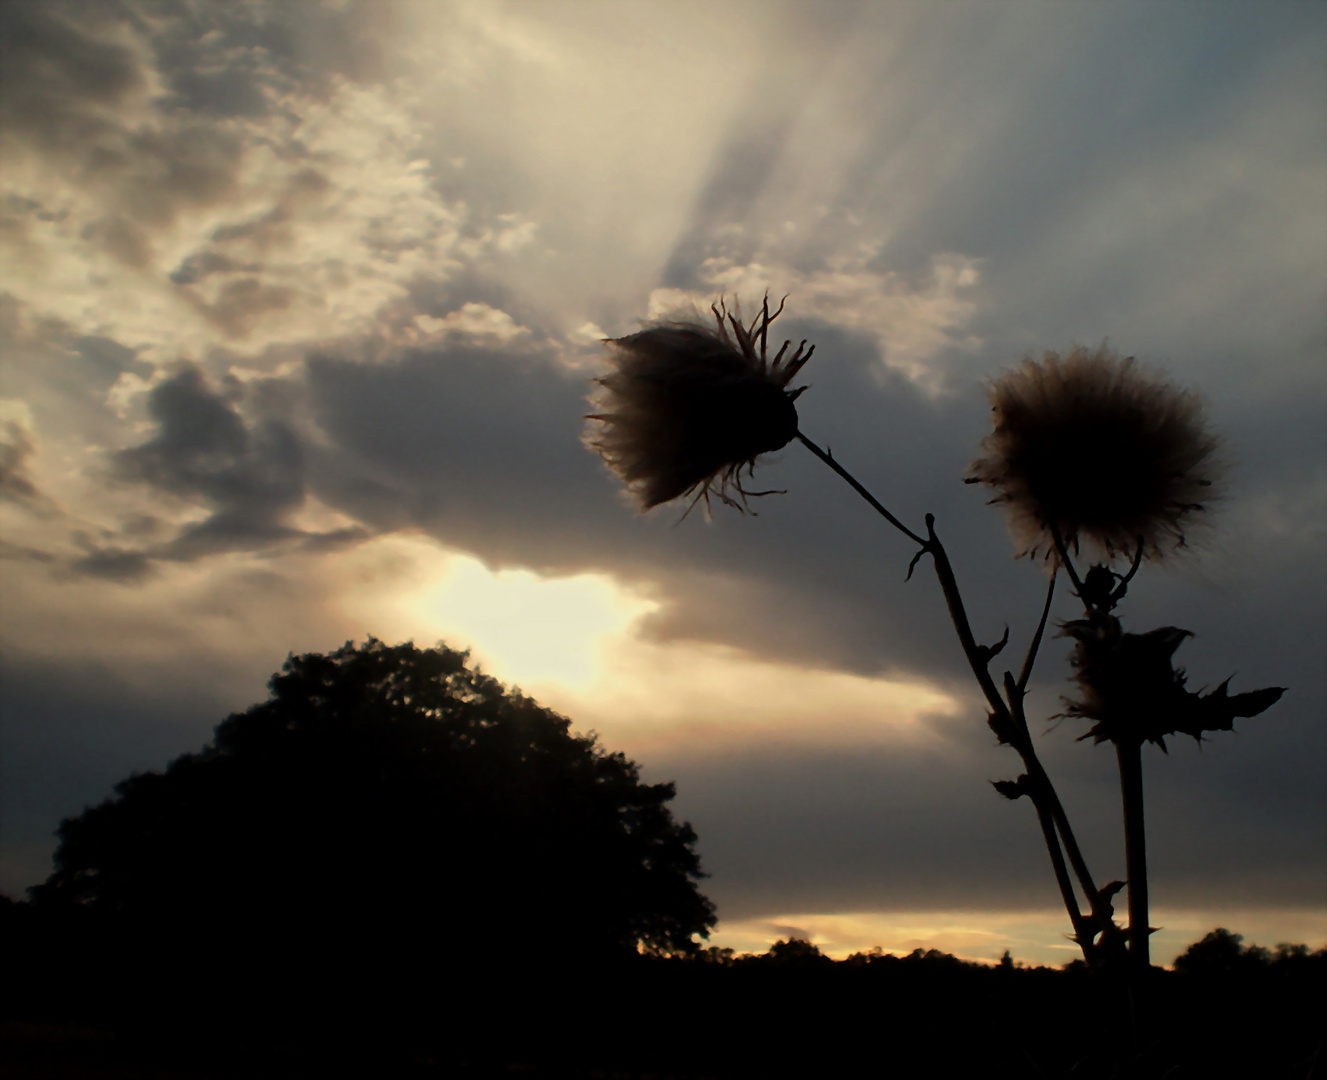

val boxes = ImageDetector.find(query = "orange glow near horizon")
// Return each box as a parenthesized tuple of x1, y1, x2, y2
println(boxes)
(711, 907, 1327, 969)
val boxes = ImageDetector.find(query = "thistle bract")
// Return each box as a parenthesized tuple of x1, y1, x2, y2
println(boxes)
(1061, 615, 1286, 749)
(969, 346, 1222, 562)
(584, 297, 813, 513)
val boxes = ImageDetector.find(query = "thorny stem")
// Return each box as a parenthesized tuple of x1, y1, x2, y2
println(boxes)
(1032, 775, 1092, 951)
(797, 433, 1117, 963)
(926, 513, 1116, 952)
(1004, 671, 1124, 962)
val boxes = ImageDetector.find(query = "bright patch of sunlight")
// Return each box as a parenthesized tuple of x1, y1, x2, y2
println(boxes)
(335, 534, 656, 690)
(334, 535, 958, 749)
(536, 637, 959, 755)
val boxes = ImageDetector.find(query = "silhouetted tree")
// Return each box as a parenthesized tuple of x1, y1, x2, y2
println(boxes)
(32, 640, 715, 990)
(1173, 928, 1266, 977)
(741, 937, 834, 969)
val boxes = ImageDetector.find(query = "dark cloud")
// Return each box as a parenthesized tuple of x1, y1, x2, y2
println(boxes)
(657, 720, 1325, 920)
(0, 0, 393, 144)
(306, 337, 631, 566)
(138, 0, 395, 110)
(67, 543, 154, 583)
(0, 0, 392, 275)
(92, 366, 306, 564)
(304, 321, 1015, 683)
(81, 215, 154, 268)
(299, 308, 1320, 720)
(69, 364, 377, 573)
(0, 3, 241, 225)
(168, 251, 259, 286)
(0, 420, 44, 509)
(0, 539, 56, 564)
(0, 4, 144, 154)
(182, 277, 298, 340)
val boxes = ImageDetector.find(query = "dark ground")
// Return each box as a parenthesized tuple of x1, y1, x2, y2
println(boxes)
(4, 907, 1323, 1080)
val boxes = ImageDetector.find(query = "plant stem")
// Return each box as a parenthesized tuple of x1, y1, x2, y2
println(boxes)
(1116, 738, 1150, 970)
(926, 516, 1115, 954)
(1047, 518, 1088, 601)
(1017, 571, 1056, 692)
(797, 432, 1114, 963)
(1031, 790, 1091, 950)
(795, 433, 926, 545)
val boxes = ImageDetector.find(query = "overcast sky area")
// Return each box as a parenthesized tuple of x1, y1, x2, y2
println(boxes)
(1, 0, 1323, 967)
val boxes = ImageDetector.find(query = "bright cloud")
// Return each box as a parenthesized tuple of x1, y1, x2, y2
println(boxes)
(1, 0, 1321, 959)
(649, 249, 983, 391)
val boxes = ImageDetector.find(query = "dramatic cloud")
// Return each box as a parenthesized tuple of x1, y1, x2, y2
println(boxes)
(1, 0, 1322, 965)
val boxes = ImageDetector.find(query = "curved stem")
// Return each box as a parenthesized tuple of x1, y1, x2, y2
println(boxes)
(1046, 518, 1089, 604)
(796, 432, 926, 545)
(1118, 538, 1146, 590)
(924, 515, 1008, 715)
(1017, 569, 1057, 693)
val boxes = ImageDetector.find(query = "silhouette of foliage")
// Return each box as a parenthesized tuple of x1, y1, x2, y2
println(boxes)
(32, 639, 715, 973)
(1173, 927, 1327, 979)
(6, 902, 1322, 1078)
(737, 936, 835, 969)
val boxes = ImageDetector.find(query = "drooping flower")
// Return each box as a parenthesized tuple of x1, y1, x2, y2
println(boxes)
(968, 345, 1222, 562)
(584, 296, 813, 513)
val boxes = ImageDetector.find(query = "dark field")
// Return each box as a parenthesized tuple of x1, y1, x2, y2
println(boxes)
(5, 910, 1322, 1080)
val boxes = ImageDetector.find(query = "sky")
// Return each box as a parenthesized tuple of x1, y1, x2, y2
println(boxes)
(1, 0, 1324, 968)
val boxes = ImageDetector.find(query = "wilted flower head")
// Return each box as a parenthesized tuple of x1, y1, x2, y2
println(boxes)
(968, 345, 1222, 562)
(584, 296, 813, 513)
(1061, 614, 1285, 749)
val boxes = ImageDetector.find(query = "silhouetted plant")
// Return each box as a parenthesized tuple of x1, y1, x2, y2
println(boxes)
(585, 295, 812, 514)
(584, 300, 1284, 991)
(32, 639, 716, 984)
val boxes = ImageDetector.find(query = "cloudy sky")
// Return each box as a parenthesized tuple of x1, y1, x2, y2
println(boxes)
(2, 0, 1323, 966)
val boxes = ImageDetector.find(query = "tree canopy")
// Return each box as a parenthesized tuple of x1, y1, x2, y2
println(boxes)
(33, 639, 715, 969)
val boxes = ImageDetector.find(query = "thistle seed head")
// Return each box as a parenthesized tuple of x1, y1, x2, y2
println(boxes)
(584, 296, 813, 514)
(968, 345, 1222, 563)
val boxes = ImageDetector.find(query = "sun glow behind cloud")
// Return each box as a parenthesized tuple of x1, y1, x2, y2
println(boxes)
(332, 533, 958, 753)
(334, 534, 654, 689)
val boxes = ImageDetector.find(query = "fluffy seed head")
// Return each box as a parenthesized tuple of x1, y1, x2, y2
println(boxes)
(968, 345, 1222, 562)
(584, 296, 813, 514)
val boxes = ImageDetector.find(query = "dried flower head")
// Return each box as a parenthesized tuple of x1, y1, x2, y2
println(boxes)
(968, 345, 1222, 562)
(1061, 613, 1285, 749)
(584, 296, 813, 513)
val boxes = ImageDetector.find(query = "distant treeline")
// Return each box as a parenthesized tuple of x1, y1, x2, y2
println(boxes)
(696, 926, 1326, 977)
